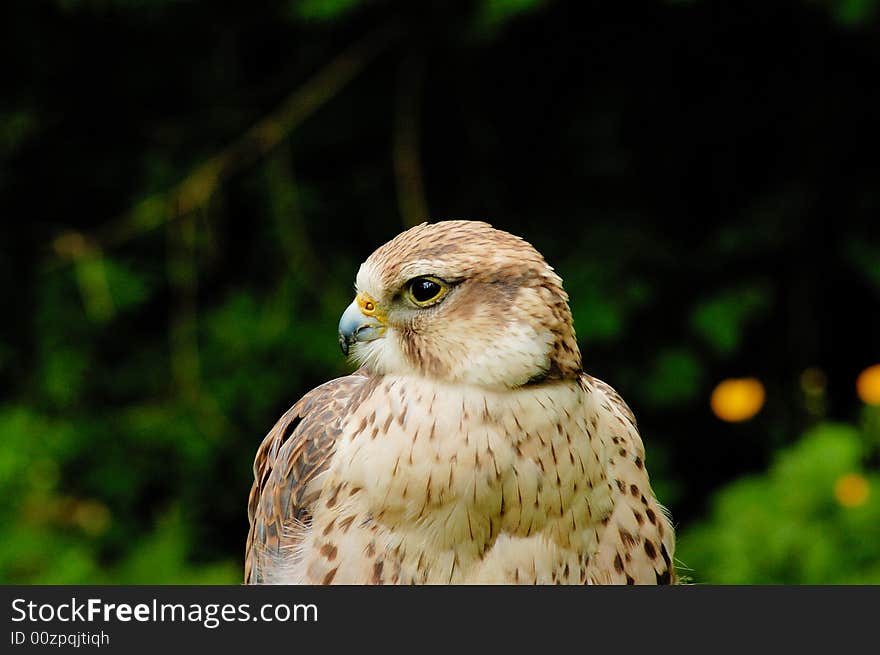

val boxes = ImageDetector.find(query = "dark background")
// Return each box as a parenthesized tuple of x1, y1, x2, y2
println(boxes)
(2, 0, 879, 584)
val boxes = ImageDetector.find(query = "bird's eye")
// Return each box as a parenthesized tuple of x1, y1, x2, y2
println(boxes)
(407, 277, 446, 306)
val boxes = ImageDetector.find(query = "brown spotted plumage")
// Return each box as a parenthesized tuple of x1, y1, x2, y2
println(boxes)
(244, 220, 676, 584)
(244, 371, 376, 583)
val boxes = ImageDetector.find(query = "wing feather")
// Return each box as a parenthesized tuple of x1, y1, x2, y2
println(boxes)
(244, 370, 373, 583)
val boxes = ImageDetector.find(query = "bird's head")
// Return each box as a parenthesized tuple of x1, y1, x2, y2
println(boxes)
(338, 220, 581, 388)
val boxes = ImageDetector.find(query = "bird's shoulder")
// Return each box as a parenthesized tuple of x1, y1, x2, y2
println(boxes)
(578, 373, 677, 584)
(244, 369, 377, 583)
(580, 373, 638, 432)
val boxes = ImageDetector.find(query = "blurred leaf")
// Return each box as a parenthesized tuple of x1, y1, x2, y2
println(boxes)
(845, 239, 880, 291)
(641, 349, 703, 407)
(833, 0, 877, 24)
(40, 347, 89, 407)
(475, 0, 548, 29)
(690, 285, 770, 355)
(0, 407, 76, 503)
(291, 0, 365, 21)
(0, 111, 38, 156)
(103, 259, 153, 312)
(565, 269, 651, 344)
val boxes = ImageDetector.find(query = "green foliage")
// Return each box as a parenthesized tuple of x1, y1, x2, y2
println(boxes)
(669, 0, 878, 25)
(567, 277, 649, 344)
(845, 240, 880, 292)
(475, 0, 548, 28)
(111, 508, 240, 585)
(0, 240, 349, 583)
(831, 0, 877, 24)
(690, 285, 770, 356)
(292, 0, 366, 22)
(561, 226, 655, 345)
(641, 349, 703, 407)
(677, 422, 880, 584)
(0, 112, 37, 156)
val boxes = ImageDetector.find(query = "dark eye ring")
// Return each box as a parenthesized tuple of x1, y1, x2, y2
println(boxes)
(407, 277, 447, 306)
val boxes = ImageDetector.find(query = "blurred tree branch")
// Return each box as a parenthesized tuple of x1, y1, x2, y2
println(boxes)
(52, 232, 114, 323)
(46, 24, 400, 271)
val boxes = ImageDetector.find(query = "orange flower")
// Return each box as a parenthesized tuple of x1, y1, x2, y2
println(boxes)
(856, 364, 880, 405)
(834, 474, 870, 508)
(710, 378, 765, 422)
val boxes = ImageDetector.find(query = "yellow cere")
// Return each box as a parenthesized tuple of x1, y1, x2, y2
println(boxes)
(710, 377, 766, 423)
(856, 364, 880, 405)
(834, 473, 870, 508)
(356, 293, 380, 317)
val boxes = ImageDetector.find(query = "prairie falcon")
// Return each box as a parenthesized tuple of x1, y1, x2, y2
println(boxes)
(245, 220, 676, 584)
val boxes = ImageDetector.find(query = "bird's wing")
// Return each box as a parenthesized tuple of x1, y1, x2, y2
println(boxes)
(244, 371, 373, 584)
(583, 375, 678, 585)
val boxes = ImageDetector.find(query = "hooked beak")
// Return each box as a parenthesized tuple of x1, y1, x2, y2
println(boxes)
(338, 298, 385, 356)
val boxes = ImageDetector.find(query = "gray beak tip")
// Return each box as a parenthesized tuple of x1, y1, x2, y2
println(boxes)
(338, 299, 385, 359)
